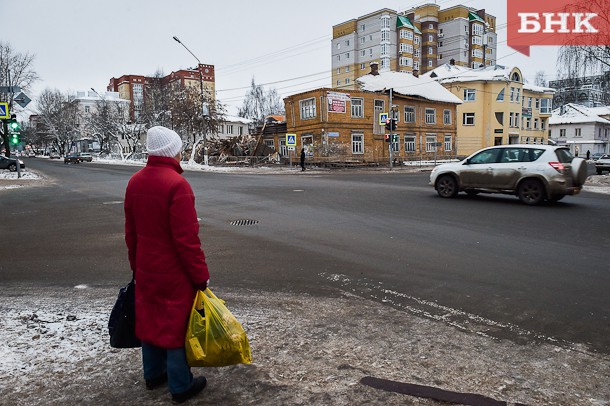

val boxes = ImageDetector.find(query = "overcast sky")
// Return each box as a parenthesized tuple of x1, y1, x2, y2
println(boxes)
(3, 0, 559, 116)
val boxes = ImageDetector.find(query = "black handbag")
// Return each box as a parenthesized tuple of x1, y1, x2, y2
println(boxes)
(108, 278, 141, 348)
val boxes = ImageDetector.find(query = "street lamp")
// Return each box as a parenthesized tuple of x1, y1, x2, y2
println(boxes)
(173, 35, 209, 164)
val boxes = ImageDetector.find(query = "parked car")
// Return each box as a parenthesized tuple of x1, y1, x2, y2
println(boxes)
(430, 144, 588, 205)
(64, 153, 82, 164)
(590, 152, 605, 161)
(27, 151, 36, 158)
(595, 154, 610, 175)
(49, 152, 61, 159)
(0, 155, 25, 171)
(78, 152, 93, 162)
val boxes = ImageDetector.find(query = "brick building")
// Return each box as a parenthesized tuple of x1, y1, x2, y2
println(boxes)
(283, 65, 461, 164)
(107, 64, 215, 121)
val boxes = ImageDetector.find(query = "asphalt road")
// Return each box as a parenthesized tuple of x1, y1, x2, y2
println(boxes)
(3, 158, 609, 355)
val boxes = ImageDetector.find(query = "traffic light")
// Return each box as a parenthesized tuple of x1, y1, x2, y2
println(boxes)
(9, 120, 20, 132)
(385, 118, 397, 131)
(384, 134, 391, 142)
(10, 132, 19, 145)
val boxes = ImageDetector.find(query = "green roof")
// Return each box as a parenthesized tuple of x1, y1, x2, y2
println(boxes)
(468, 11, 485, 23)
(396, 15, 422, 35)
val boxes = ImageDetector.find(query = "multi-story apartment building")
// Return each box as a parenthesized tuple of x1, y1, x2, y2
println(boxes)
(284, 64, 461, 163)
(548, 71, 610, 109)
(423, 64, 554, 156)
(332, 4, 496, 90)
(107, 64, 215, 121)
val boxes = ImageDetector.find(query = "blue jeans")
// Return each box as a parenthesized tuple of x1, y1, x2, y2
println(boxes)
(142, 342, 193, 394)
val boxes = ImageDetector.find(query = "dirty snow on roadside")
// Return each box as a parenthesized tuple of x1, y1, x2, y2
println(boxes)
(0, 284, 608, 406)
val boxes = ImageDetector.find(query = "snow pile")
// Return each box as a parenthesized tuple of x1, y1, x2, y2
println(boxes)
(549, 103, 610, 125)
(0, 170, 41, 181)
(357, 71, 463, 104)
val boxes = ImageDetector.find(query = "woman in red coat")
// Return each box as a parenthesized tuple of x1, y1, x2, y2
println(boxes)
(124, 126, 209, 403)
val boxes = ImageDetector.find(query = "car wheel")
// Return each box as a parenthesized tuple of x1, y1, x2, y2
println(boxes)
(436, 175, 458, 198)
(517, 178, 545, 205)
(571, 158, 588, 186)
(8, 163, 17, 172)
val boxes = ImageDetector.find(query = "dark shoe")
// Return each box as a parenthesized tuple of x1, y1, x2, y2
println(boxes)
(145, 373, 168, 390)
(172, 376, 207, 404)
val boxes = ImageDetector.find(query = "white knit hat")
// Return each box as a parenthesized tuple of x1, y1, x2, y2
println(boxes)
(146, 126, 183, 157)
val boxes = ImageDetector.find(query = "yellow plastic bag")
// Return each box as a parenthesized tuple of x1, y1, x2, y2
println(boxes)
(185, 288, 252, 367)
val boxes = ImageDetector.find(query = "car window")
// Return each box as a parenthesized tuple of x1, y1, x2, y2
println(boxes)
(555, 148, 574, 163)
(499, 148, 522, 163)
(469, 148, 501, 164)
(520, 148, 544, 162)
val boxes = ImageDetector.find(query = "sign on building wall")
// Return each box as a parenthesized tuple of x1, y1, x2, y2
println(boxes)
(327, 91, 351, 113)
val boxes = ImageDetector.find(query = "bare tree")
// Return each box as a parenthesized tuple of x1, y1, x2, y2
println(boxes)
(557, 0, 610, 78)
(238, 77, 285, 127)
(534, 71, 547, 87)
(141, 70, 173, 128)
(36, 89, 81, 155)
(0, 41, 39, 156)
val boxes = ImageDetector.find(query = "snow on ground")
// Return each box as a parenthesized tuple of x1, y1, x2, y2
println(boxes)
(0, 285, 608, 405)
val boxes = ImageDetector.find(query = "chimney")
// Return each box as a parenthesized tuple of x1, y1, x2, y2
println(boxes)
(370, 62, 380, 76)
(413, 69, 419, 78)
(450, 58, 455, 66)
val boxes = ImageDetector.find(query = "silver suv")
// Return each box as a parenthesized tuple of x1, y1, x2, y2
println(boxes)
(430, 145, 588, 205)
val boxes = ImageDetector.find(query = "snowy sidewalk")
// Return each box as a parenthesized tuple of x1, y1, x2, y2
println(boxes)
(1, 284, 608, 405)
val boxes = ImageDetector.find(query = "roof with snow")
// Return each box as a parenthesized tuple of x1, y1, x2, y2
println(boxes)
(224, 115, 253, 125)
(357, 71, 463, 104)
(422, 64, 555, 94)
(549, 103, 610, 125)
(587, 106, 610, 117)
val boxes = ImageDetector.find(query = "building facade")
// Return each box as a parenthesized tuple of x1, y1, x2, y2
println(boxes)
(283, 81, 460, 164)
(548, 71, 610, 109)
(332, 4, 496, 89)
(107, 64, 215, 121)
(424, 64, 554, 156)
(549, 104, 610, 156)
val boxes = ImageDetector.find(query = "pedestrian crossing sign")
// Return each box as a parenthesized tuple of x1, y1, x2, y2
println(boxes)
(0, 102, 9, 119)
(286, 133, 297, 146)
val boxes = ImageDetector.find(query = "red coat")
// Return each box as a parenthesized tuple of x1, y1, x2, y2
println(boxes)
(124, 156, 209, 348)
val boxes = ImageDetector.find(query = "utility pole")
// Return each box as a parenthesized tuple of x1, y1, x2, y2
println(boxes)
(389, 88, 393, 170)
(173, 36, 209, 164)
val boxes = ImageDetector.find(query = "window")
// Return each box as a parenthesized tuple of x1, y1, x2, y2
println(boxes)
(400, 57, 413, 66)
(414, 61, 420, 70)
(540, 98, 552, 114)
(509, 112, 515, 127)
(300, 98, 316, 119)
(496, 88, 505, 102)
(470, 148, 501, 164)
(369, 48, 373, 56)
(526, 118, 531, 129)
(346, 52, 350, 59)
(414, 48, 421, 57)
(336, 80, 341, 87)
(351, 98, 363, 118)
(425, 108, 436, 124)
(361, 24, 365, 31)
(472, 36, 482, 45)
(345, 66, 350, 72)
(528, 97, 532, 108)
(404, 106, 416, 123)
(279, 138, 287, 156)
(426, 135, 437, 152)
(352, 134, 364, 154)
(414, 36, 420, 45)
(428, 60, 433, 67)
(382, 31, 390, 42)
(227, 124, 234, 134)
(535, 98, 540, 109)
(361, 50, 366, 57)
(345, 78, 350, 85)
(360, 37, 365, 44)
(534, 118, 539, 130)
(264, 139, 275, 149)
(516, 88, 521, 102)
(463, 112, 475, 125)
(84, 106, 90, 113)
(218, 124, 224, 134)
(428, 34, 433, 42)
(405, 135, 416, 153)
(429, 23, 434, 29)
(464, 89, 476, 101)
(559, 128, 566, 137)
(443, 109, 452, 125)
(428, 47, 434, 55)
(510, 87, 515, 102)
(575, 128, 582, 137)
(336, 68, 341, 74)
(472, 23, 484, 36)
(472, 49, 483, 58)
(381, 15, 390, 29)
(337, 55, 340, 61)
(541, 119, 546, 130)
(444, 135, 452, 151)
(238, 126, 244, 136)
(346, 40, 350, 46)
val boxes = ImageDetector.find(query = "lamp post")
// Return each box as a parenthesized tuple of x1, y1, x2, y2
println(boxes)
(173, 36, 209, 164)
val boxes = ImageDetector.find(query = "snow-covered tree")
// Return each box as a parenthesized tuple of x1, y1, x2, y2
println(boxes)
(238, 78, 284, 127)
(36, 89, 80, 155)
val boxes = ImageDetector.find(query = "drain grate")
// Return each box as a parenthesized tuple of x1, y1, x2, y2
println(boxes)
(230, 219, 259, 226)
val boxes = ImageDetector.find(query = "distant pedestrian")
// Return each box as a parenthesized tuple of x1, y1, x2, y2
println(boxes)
(586, 150, 590, 160)
(124, 126, 210, 403)
(300, 148, 306, 171)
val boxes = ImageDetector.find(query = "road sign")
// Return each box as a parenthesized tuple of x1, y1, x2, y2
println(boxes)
(286, 133, 297, 146)
(288, 146, 296, 151)
(379, 112, 388, 125)
(14, 92, 31, 108)
(0, 102, 9, 119)
(0, 86, 21, 94)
